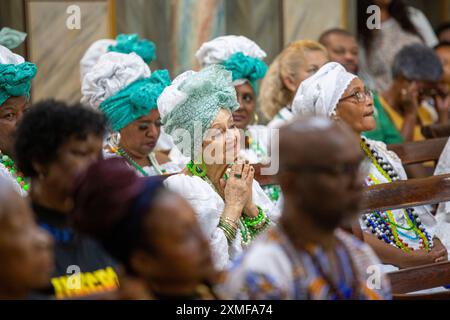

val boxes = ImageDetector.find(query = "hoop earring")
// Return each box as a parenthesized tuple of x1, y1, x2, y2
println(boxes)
(331, 115, 341, 122)
(108, 132, 121, 148)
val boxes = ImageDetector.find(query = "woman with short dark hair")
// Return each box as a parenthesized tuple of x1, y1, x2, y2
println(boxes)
(14, 99, 120, 299)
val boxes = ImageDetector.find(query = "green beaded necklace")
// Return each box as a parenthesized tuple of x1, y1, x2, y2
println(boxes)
(0, 152, 30, 192)
(114, 147, 167, 176)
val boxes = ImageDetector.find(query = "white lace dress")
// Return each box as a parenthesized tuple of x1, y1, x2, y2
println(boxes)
(433, 138, 450, 250)
(361, 138, 437, 272)
(164, 174, 281, 270)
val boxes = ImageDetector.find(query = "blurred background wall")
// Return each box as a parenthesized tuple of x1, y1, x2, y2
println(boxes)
(0, 0, 449, 104)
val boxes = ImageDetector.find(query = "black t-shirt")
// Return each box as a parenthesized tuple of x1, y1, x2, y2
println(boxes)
(32, 203, 120, 299)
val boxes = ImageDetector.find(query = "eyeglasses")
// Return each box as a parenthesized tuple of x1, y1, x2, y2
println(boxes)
(339, 88, 373, 104)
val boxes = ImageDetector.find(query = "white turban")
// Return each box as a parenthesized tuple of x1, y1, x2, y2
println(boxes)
(157, 70, 194, 120)
(81, 52, 151, 109)
(0, 45, 24, 65)
(292, 62, 357, 118)
(195, 35, 267, 86)
(79, 39, 117, 82)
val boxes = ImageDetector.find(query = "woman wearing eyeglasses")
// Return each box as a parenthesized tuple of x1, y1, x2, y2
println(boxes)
(292, 62, 448, 271)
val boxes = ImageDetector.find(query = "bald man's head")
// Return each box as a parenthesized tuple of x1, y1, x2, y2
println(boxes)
(278, 117, 364, 231)
(279, 117, 361, 169)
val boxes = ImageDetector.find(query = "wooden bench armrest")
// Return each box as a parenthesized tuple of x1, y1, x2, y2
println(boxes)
(387, 137, 448, 165)
(388, 261, 450, 294)
(361, 173, 450, 213)
(422, 123, 450, 139)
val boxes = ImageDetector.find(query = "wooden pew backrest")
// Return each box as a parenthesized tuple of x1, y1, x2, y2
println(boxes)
(387, 137, 448, 165)
(361, 173, 450, 213)
(388, 261, 450, 295)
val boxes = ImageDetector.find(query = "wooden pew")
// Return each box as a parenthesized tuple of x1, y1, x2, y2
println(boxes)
(422, 123, 450, 139)
(253, 138, 449, 185)
(388, 261, 450, 299)
(387, 137, 448, 166)
(361, 173, 450, 213)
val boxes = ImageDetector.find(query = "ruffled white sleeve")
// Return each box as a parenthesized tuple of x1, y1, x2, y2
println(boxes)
(0, 165, 26, 197)
(163, 174, 232, 269)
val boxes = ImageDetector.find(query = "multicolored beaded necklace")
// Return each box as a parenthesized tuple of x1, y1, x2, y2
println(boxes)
(186, 160, 253, 247)
(360, 137, 432, 252)
(110, 146, 167, 176)
(0, 152, 30, 192)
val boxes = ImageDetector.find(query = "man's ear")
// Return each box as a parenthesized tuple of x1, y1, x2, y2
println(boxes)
(277, 171, 295, 195)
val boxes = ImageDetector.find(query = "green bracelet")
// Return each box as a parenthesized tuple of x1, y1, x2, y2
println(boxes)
(243, 206, 266, 228)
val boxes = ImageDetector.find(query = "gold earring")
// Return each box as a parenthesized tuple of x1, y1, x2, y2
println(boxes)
(332, 115, 341, 122)
(253, 112, 259, 124)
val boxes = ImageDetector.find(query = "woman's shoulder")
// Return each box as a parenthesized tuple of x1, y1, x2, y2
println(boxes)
(407, 6, 438, 47)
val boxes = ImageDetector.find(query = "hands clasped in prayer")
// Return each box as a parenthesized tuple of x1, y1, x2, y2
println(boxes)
(221, 161, 257, 223)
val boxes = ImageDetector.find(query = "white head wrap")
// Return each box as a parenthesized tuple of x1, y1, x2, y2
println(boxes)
(81, 52, 151, 109)
(195, 35, 267, 86)
(79, 39, 117, 82)
(0, 45, 24, 65)
(292, 62, 357, 118)
(157, 70, 194, 120)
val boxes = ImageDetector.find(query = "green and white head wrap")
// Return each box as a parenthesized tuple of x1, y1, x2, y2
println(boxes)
(195, 35, 268, 91)
(81, 52, 151, 110)
(0, 45, 37, 106)
(80, 33, 156, 81)
(99, 69, 171, 132)
(157, 64, 240, 160)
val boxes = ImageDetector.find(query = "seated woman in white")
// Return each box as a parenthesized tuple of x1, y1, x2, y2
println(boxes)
(292, 62, 448, 271)
(81, 52, 183, 176)
(196, 35, 280, 205)
(157, 65, 280, 270)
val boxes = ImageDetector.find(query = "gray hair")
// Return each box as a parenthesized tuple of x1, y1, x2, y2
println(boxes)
(392, 43, 443, 82)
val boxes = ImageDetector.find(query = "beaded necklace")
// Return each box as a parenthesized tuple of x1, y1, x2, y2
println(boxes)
(111, 146, 167, 176)
(186, 160, 253, 247)
(360, 137, 432, 252)
(0, 151, 30, 192)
